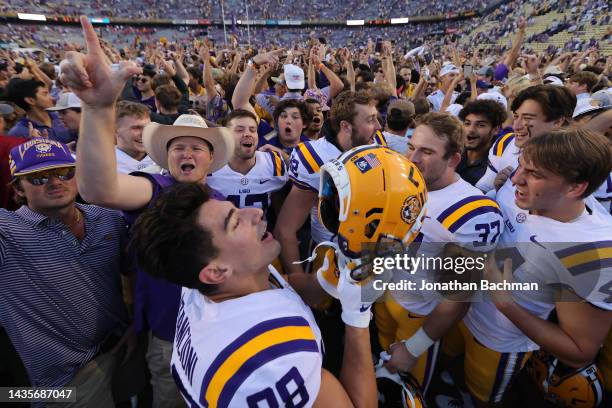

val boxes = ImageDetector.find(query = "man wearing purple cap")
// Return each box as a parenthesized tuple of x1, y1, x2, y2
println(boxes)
(59, 17, 233, 408)
(0, 138, 131, 405)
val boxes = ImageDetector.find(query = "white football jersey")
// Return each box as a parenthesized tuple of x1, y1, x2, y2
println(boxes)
(288, 137, 342, 244)
(464, 181, 612, 353)
(476, 132, 519, 193)
(393, 177, 505, 315)
(594, 173, 612, 215)
(208, 151, 287, 213)
(171, 266, 323, 408)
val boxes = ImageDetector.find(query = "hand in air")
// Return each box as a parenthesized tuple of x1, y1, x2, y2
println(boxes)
(59, 16, 141, 108)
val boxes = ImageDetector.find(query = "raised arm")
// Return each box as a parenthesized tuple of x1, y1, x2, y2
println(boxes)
(232, 49, 284, 113)
(503, 16, 526, 69)
(381, 42, 397, 92)
(60, 16, 153, 210)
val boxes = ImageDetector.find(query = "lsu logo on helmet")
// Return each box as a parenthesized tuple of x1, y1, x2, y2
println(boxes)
(317, 145, 427, 282)
(527, 350, 605, 408)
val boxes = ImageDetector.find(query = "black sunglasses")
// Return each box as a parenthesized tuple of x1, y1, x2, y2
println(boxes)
(135, 76, 149, 83)
(24, 167, 76, 186)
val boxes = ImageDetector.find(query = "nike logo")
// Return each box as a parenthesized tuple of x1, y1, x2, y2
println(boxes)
(359, 304, 371, 313)
(259, 179, 271, 184)
(530, 235, 546, 249)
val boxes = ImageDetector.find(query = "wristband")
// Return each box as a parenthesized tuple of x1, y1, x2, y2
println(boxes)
(248, 59, 260, 70)
(403, 327, 434, 357)
(318, 63, 325, 71)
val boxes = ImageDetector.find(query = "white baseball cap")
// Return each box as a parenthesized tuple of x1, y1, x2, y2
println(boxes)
(573, 98, 610, 119)
(47, 92, 82, 111)
(477, 91, 508, 110)
(439, 63, 460, 77)
(283, 64, 305, 90)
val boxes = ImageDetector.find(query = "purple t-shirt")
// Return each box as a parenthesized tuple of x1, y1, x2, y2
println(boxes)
(125, 172, 224, 341)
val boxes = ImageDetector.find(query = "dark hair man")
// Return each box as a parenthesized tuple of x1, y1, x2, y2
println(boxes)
(476, 84, 576, 192)
(457, 99, 508, 186)
(60, 18, 233, 408)
(6, 78, 72, 142)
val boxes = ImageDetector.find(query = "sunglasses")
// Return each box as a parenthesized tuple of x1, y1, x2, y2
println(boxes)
(135, 76, 149, 83)
(23, 167, 76, 186)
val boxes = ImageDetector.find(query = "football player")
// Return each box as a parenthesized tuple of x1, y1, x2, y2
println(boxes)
(207, 109, 287, 217)
(380, 113, 505, 395)
(476, 85, 575, 193)
(463, 129, 612, 406)
(274, 90, 383, 304)
(128, 145, 426, 407)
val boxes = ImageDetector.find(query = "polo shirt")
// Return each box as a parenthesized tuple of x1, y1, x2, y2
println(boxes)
(0, 204, 129, 387)
(457, 151, 489, 186)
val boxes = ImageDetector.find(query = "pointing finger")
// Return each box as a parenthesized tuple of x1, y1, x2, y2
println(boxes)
(80, 15, 103, 57)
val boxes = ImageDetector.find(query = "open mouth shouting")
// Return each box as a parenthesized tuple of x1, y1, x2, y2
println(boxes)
(256, 220, 273, 242)
(179, 162, 196, 176)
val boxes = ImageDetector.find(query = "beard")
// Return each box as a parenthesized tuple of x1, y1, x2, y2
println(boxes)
(350, 126, 372, 148)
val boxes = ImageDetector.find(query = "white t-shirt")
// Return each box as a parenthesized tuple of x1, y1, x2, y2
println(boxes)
(115, 147, 156, 174)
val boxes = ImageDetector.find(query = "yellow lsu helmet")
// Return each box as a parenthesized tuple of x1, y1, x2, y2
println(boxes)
(318, 145, 427, 282)
(527, 350, 605, 408)
(376, 362, 427, 408)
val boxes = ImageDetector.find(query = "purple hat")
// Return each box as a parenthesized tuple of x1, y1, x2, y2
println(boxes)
(9, 138, 75, 178)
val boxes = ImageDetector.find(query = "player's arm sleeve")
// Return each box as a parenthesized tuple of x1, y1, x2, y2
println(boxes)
(267, 150, 289, 191)
(552, 241, 612, 310)
(475, 152, 500, 193)
(288, 143, 324, 192)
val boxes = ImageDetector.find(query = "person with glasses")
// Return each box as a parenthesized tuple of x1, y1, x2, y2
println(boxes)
(0, 138, 132, 406)
(120, 64, 157, 112)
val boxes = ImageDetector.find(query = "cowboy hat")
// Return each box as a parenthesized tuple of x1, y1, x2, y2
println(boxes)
(142, 114, 234, 172)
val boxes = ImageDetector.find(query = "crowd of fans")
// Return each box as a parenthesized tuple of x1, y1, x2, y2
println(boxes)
(4, 0, 494, 20)
(0, 1, 611, 407)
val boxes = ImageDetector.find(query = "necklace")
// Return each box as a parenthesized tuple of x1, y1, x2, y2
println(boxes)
(68, 208, 81, 227)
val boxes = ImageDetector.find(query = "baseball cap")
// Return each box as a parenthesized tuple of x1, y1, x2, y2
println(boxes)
(573, 98, 610, 119)
(283, 64, 305, 90)
(47, 92, 82, 111)
(591, 89, 612, 107)
(387, 99, 415, 120)
(304, 88, 330, 111)
(0, 103, 14, 116)
(476, 66, 494, 78)
(142, 114, 233, 172)
(439, 64, 460, 77)
(476, 80, 493, 89)
(543, 75, 564, 86)
(9, 138, 75, 178)
(477, 91, 508, 110)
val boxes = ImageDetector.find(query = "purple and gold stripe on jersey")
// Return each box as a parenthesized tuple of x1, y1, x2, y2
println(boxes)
(437, 195, 502, 233)
(492, 132, 514, 157)
(288, 176, 318, 192)
(554, 241, 612, 276)
(374, 130, 388, 146)
(295, 141, 324, 174)
(199, 316, 319, 408)
(267, 151, 285, 176)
